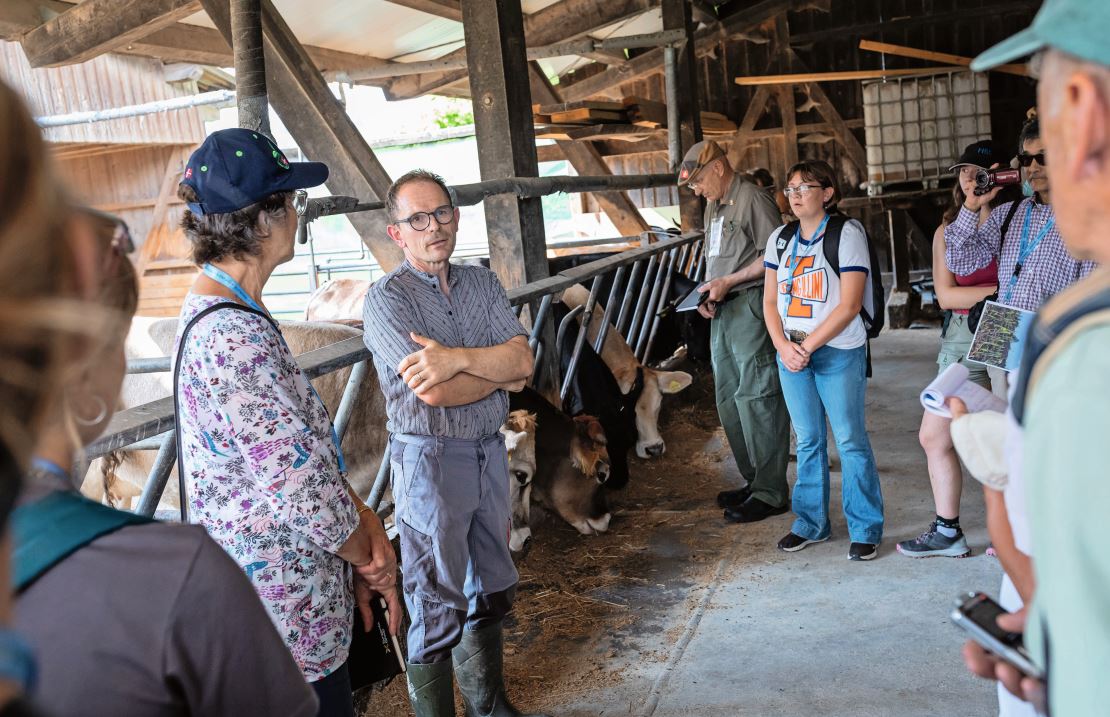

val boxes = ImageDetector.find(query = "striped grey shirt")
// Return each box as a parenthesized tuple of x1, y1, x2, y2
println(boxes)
(363, 260, 528, 439)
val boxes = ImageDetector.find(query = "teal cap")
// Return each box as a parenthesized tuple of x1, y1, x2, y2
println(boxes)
(972, 0, 1110, 71)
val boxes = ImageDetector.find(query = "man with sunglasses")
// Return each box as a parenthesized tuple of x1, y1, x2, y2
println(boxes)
(361, 170, 541, 717)
(945, 116, 1096, 397)
(676, 141, 792, 525)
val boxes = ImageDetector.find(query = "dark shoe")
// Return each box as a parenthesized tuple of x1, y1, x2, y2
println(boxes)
(716, 486, 752, 509)
(724, 496, 789, 524)
(453, 623, 549, 717)
(896, 522, 971, 558)
(407, 660, 456, 717)
(848, 542, 879, 561)
(777, 532, 828, 552)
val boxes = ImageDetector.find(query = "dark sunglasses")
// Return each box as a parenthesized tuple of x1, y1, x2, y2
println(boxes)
(1017, 152, 1046, 167)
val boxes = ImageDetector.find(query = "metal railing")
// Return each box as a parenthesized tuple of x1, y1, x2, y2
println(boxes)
(101, 210, 702, 521)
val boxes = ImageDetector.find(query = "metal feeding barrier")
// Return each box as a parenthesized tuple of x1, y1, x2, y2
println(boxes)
(93, 189, 703, 520)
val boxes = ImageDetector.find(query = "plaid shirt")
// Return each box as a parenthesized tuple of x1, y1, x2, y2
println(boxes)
(945, 199, 1096, 312)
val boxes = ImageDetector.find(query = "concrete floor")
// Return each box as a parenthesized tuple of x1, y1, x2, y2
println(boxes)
(556, 329, 1004, 717)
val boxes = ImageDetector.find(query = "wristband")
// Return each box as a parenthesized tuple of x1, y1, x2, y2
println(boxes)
(0, 630, 36, 693)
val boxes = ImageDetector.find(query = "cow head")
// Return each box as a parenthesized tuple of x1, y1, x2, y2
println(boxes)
(633, 367, 693, 458)
(570, 415, 611, 484)
(501, 410, 537, 553)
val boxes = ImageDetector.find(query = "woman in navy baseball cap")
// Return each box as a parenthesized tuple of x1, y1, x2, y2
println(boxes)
(175, 129, 401, 717)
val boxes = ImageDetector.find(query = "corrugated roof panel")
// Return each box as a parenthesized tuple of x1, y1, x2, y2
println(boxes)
(180, 1, 464, 62)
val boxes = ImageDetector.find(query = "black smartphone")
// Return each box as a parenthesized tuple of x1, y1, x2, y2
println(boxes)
(370, 597, 407, 674)
(951, 591, 1043, 681)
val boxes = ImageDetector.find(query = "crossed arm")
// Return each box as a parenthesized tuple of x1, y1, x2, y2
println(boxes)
(399, 333, 533, 407)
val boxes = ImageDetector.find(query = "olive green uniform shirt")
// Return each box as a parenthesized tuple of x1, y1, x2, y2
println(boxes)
(703, 176, 782, 283)
(1024, 324, 1110, 716)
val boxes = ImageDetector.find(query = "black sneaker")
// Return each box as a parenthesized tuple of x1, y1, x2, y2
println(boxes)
(848, 542, 878, 561)
(777, 532, 828, 552)
(895, 522, 971, 558)
(716, 486, 752, 510)
(724, 496, 789, 524)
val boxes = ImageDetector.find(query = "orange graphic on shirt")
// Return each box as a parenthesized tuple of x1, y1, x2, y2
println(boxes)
(778, 255, 828, 318)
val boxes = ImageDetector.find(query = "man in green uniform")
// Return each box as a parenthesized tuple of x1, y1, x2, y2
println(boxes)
(961, 1, 1110, 713)
(678, 141, 791, 523)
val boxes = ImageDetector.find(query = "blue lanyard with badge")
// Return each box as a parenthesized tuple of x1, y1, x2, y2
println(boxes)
(202, 263, 349, 473)
(1002, 204, 1055, 305)
(781, 214, 829, 329)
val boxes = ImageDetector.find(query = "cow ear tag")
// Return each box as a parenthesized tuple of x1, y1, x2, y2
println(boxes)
(668, 380, 682, 392)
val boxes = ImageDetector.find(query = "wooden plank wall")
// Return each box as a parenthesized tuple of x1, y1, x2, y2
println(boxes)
(570, 0, 1039, 215)
(0, 40, 206, 146)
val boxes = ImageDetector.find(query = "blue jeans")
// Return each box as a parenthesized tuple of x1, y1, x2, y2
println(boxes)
(777, 344, 884, 544)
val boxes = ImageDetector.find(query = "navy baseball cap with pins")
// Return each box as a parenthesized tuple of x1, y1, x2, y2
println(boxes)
(181, 128, 329, 215)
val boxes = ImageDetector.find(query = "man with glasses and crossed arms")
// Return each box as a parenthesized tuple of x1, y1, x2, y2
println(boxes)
(945, 116, 1097, 398)
(678, 140, 792, 526)
(362, 170, 541, 717)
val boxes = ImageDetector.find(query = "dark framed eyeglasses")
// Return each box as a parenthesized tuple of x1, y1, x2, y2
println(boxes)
(292, 189, 309, 217)
(1017, 152, 1046, 167)
(396, 204, 454, 231)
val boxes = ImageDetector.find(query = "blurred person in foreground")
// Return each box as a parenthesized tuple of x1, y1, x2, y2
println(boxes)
(959, 1, 1110, 714)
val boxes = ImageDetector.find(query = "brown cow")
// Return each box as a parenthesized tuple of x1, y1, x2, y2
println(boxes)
(509, 388, 612, 537)
(303, 278, 369, 325)
(560, 283, 693, 457)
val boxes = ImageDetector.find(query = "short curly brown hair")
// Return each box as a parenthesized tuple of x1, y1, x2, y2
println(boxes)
(177, 184, 292, 265)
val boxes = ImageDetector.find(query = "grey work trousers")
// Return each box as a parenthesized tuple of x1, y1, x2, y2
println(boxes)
(390, 432, 518, 664)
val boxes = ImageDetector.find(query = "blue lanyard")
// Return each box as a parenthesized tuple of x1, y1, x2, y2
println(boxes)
(1003, 205, 1054, 304)
(29, 457, 72, 491)
(201, 264, 348, 474)
(782, 214, 829, 325)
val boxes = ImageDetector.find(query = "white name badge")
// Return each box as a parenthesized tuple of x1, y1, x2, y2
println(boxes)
(707, 216, 724, 257)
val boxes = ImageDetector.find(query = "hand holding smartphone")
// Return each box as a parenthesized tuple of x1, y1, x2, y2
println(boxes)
(951, 591, 1043, 681)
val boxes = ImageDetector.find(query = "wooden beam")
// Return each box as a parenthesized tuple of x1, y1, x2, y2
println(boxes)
(803, 81, 866, 174)
(385, 0, 656, 100)
(200, 0, 403, 270)
(788, 1, 1041, 46)
(663, 0, 703, 231)
(382, 0, 463, 22)
(558, 0, 787, 102)
(0, 2, 402, 81)
(464, 0, 548, 290)
(730, 85, 771, 168)
(858, 40, 1029, 77)
(735, 66, 967, 85)
(20, 0, 199, 68)
(528, 64, 649, 237)
(772, 17, 797, 177)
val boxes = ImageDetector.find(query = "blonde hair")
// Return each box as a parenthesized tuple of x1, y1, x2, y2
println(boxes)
(0, 80, 84, 468)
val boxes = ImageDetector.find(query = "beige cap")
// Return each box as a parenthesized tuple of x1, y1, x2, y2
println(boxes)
(676, 140, 726, 185)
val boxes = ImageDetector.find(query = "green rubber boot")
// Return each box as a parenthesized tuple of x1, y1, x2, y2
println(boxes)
(451, 623, 550, 717)
(406, 660, 456, 717)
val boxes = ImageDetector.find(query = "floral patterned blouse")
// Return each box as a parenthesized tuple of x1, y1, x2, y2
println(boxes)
(174, 293, 360, 682)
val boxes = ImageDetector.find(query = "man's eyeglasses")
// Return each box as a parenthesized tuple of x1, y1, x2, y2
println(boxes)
(395, 204, 455, 231)
(292, 189, 309, 217)
(1017, 152, 1046, 167)
(782, 184, 824, 197)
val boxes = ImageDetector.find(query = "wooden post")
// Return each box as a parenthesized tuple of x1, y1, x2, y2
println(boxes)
(231, 0, 270, 136)
(773, 17, 797, 175)
(200, 0, 403, 270)
(886, 208, 917, 329)
(661, 0, 703, 231)
(462, 0, 548, 290)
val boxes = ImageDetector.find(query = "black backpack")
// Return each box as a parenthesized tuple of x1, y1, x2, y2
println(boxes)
(773, 214, 885, 339)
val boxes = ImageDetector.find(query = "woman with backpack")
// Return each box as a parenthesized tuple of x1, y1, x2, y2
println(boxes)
(761, 159, 884, 561)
